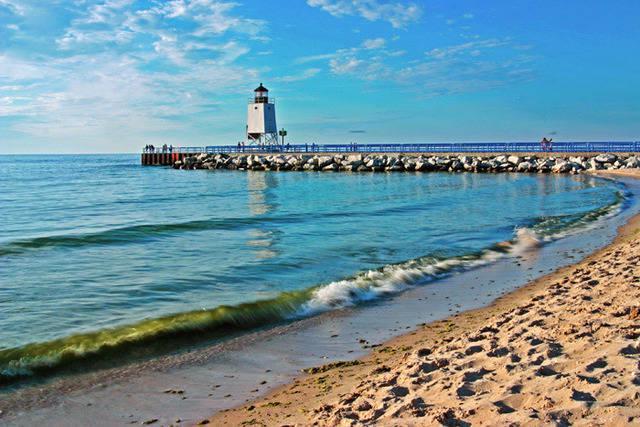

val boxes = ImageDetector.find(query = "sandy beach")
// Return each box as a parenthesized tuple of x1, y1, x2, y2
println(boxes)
(209, 169, 640, 426)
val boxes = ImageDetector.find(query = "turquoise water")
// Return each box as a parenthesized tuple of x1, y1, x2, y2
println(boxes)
(0, 154, 627, 382)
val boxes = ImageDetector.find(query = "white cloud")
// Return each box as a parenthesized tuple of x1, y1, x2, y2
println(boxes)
(307, 0, 421, 28)
(295, 52, 340, 64)
(301, 36, 535, 95)
(79, 0, 134, 25)
(276, 68, 321, 82)
(0, 0, 25, 15)
(1, 1, 268, 147)
(362, 37, 385, 50)
(57, 0, 266, 51)
(0, 52, 259, 141)
(426, 39, 510, 59)
(330, 57, 363, 74)
(152, 33, 185, 65)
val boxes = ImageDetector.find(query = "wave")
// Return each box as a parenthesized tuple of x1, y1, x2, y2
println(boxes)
(0, 203, 432, 258)
(530, 189, 627, 239)
(0, 190, 627, 384)
(0, 219, 248, 257)
(0, 291, 313, 383)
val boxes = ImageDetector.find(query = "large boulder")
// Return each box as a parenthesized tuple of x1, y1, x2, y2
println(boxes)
(507, 155, 522, 165)
(626, 157, 640, 168)
(552, 161, 571, 173)
(595, 153, 617, 163)
(588, 158, 603, 170)
(450, 160, 464, 171)
(517, 161, 533, 172)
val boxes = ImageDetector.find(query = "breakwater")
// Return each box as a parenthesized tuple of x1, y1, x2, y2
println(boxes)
(170, 152, 640, 173)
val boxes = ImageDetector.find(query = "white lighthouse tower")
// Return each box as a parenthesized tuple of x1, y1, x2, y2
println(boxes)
(246, 83, 278, 146)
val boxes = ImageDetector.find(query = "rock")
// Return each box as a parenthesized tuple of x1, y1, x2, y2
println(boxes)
(450, 160, 463, 171)
(507, 155, 522, 165)
(552, 161, 571, 173)
(415, 161, 433, 172)
(595, 153, 617, 163)
(517, 161, 533, 172)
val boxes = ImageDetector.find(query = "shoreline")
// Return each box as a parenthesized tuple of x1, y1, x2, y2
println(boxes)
(209, 169, 640, 426)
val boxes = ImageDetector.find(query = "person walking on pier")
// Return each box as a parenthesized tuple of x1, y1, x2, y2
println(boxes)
(540, 137, 553, 152)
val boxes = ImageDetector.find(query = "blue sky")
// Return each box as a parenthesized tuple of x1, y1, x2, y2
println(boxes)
(0, 0, 638, 153)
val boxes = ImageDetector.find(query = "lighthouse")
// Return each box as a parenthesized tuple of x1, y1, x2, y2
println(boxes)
(246, 83, 278, 146)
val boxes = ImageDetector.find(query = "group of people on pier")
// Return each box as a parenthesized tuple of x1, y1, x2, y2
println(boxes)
(144, 144, 173, 153)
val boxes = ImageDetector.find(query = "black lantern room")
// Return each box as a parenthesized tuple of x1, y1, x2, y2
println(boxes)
(254, 83, 269, 103)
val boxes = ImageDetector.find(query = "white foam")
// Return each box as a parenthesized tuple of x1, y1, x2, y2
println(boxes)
(296, 194, 626, 319)
(511, 227, 542, 255)
(298, 250, 502, 317)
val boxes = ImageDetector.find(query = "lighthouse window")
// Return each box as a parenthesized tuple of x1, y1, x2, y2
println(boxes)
(254, 106, 258, 110)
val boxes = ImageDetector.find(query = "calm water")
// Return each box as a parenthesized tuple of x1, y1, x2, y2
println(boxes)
(0, 154, 626, 382)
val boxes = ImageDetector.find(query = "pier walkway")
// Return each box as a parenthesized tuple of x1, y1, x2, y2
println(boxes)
(141, 141, 640, 165)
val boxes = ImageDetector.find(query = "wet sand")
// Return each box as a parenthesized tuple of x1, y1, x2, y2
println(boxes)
(210, 170, 640, 426)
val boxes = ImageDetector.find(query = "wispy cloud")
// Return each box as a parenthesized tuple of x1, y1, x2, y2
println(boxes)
(426, 39, 511, 59)
(0, 0, 25, 15)
(306, 0, 421, 28)
(0, 51, 259, 140)
(362, 37, 385, 50)
(295, 52, 340, 64)
(275, 68, 322, 82)
(0, 1, 267, 147)
(301, 36, 535, 96)
(330, 57, 363, 74)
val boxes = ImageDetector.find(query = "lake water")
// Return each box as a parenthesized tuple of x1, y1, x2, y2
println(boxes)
(0, 154, 628, 384)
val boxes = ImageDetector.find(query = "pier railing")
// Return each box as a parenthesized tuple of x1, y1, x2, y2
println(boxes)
(143, 141, 640, 155)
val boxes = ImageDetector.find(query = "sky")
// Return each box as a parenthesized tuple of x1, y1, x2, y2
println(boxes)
(0, 0, 639, 154)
